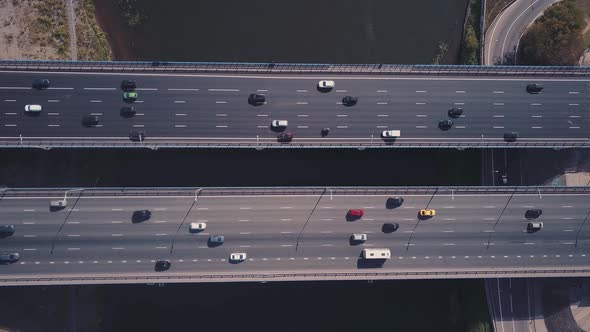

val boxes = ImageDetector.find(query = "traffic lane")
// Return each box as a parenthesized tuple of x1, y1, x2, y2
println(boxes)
(0, 198, 72, 225)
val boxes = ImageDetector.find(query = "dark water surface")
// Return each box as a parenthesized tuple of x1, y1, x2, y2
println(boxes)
(95, 0, 468, 64)
(0, 149, 480, 187)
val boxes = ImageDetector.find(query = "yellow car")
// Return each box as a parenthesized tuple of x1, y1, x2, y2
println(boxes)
(419, 209, 436, 217)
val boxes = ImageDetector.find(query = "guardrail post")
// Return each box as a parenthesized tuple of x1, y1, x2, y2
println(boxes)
(19, 134, 22, 145)
(370, 134, 373, 144)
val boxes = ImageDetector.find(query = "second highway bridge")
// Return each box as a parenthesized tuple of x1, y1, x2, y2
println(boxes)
(0, 70, 589, 148)
(0, 186, 590, 285)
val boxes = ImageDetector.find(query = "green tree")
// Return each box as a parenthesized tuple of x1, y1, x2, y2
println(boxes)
(519, 0, 585, 65)
(461, 25, 479, 64)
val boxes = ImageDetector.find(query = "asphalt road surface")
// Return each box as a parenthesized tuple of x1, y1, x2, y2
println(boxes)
(0, 187, 589, 284)
(0, 71, 588, 148)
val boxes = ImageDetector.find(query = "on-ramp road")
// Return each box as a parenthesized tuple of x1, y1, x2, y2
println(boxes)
(485, 0, 561, 65)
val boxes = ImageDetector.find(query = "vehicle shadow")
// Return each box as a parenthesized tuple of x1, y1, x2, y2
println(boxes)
(131, 214, 150, 224)
(270, 126, 285, 133)
(207, 241, 223, 248)
(49, 205, 66, 212)
(345, 215, 362, 222)
(356, 258, 386, 269)
(0, 233, 12, 239)
(349, 238, 362, 246)
(382, 138, 397, 146)
(385, 198, 401, 209)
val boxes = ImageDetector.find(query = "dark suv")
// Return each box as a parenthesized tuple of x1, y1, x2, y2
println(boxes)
(121, 80, 137, 92)
(0, 253, 19, 264)
(438, 119, 453, 130)
(32, 79, 50, 90)
(448, 107, 463, 118)
(129, 130, 146, 142)
(0, 225, 15, 236)
(525, 209, 542, 219)
(382, 223, 399, 233)
(132, 209, 152, 222)
(386, 197, 404, 208)
(248, 94, 266, 105)
(120, 106, 137, 117)
(277, 132, 294, 143)
(526, 84, 543, 94)
(342, 96, 358, 106)
(504, 132, 519, 142)
(155, 260, 171, 271)
(82, 115, 99, 127)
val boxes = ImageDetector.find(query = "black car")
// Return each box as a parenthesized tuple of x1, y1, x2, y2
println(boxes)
(448, 107, 463, 118)
(0, 225, 15, 236)
(32, 79, 50, 90)
(129, 130, 146, 142)
(342, 96, 358, 106)
(525, 209, 542, 219)
(526, 84, 543, 94)
(0, 253, 19, 264)
(155, 260, 171, 271)
(277, 132, 294, 143)
(504, 132, 519, 142)
(120, 106, 137, 117)
(382, 223, 399, 233)
(248, 93, 266, 105)
(132, 209, 152, 222)
(121, 80, 137, 92)
(82, 115, 99, 127)
(438, 119, 453, 130)
(386, 197, 404, 208)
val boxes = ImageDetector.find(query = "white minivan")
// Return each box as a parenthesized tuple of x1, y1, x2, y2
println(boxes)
(24, 104, 42, 113)
(271, 120, 288, 128)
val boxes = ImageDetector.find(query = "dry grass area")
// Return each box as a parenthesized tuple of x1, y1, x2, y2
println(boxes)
(75, 0, 112, 60)
(485, 0, 515, 30)
(0, 0, 69, 59)
(0, 0, 112, 60)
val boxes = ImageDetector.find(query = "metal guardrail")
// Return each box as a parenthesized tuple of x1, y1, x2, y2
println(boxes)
(2, 186, 589, 198)
(0, 140, 588, 149)
(2, 60, 590, 76)
(1, 268, 590, 285)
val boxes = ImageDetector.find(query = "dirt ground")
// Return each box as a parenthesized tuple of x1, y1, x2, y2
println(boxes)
(0, 0, 111, 60)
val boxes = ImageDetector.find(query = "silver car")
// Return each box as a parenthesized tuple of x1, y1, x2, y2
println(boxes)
(0, 253, 19, 264)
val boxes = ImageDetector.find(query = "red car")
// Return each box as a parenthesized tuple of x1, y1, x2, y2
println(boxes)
(347, 209, 364, 218)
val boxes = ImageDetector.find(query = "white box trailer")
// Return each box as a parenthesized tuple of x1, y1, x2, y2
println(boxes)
(362, 248, 391, 259)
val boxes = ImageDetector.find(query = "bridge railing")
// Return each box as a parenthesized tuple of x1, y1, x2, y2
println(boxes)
(1, 267, 590, 285)
(2, 186, 590, 198)
(2, 60, 590, 76)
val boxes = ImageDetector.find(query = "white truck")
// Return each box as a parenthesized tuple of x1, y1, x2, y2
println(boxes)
(362, 248, 391, 259)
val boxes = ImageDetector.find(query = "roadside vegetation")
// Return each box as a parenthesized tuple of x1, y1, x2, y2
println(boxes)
(117, 0, 147, 27)
(459, 0, 482, 64)
(518, 0, 586, 65)
(76, 0, 112, 60)
(30, 0, 70, 57)
(431, 41, 449, 64)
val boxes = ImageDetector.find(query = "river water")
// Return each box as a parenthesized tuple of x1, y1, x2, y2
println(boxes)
(94, 0, 469, 64)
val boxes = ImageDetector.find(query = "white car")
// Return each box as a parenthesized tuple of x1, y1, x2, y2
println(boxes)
(381, 130, 401, 138)
(318, 80, 335, 90)
(230, 252, 247, 262)
(24, 104, 42, 112)
(351, 233, 367, 242)
(189, 222, 206, 232)
(271, 120, 288, 128)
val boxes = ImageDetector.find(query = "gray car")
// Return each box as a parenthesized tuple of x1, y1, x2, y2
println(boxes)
(209, 235, 225, 244)
(0, 253, 19, 264)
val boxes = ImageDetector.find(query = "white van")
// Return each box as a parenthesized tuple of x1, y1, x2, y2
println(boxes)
(271, 120, 288, 128)
(189, 222, 206, 232)
(25, 104, 42, 113)
(351, 233, 367, 242)
(381, 130, 401, 138)
(362, 248, 391, 259)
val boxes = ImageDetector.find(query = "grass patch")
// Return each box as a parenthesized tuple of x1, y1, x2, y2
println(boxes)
(30, 0, 70, 57)
(459, 0, 482, 64)
(75, 0, 113, 60)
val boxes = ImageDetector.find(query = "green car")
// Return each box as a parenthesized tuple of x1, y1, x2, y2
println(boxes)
(123, 91, 138, 102)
